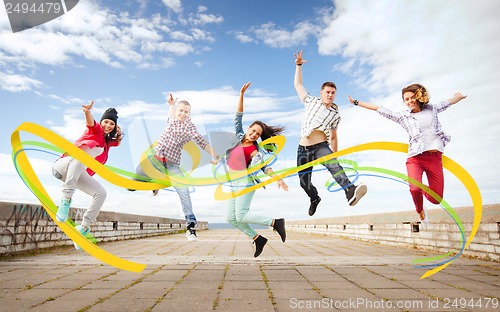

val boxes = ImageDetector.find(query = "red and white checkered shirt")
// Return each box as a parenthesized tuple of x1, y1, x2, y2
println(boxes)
(155, 115, 209, 165)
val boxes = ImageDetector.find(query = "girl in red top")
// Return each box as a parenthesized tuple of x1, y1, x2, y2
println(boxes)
(52, 101, 122, 250)
(225, 82, 288, 257)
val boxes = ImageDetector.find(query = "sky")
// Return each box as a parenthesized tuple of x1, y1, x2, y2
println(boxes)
(1, 0, 499, 224)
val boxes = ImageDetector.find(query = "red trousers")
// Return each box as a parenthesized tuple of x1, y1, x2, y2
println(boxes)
(405, 151, 444, 213)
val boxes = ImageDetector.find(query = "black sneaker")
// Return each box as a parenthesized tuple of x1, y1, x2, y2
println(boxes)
(308, 196, 321, 216)
(346, 183, 367, 206)
(253, 235, 268, 257)
(272, 218, 286, 242)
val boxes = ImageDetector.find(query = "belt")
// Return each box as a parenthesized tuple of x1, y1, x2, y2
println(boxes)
(154, 154, 168, 162)
(298, 141, 327, 151)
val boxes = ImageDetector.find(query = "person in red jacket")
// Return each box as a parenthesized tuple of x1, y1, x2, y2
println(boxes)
(52, 101, 122, 249)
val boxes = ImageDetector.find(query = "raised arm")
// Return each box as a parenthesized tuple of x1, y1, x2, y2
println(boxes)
(167, 93, 176, 117)
(237, 82, 251, 113)
(448, 92, 467, 105)
(294, 50, 308, 103)
(82, 100, 95, 127)
(347, 95, 380, 111)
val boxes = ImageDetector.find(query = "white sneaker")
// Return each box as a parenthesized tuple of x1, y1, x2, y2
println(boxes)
(420, 206, 429, 228)
(420, 217, 429, 228)
(186, 229, 198, 241)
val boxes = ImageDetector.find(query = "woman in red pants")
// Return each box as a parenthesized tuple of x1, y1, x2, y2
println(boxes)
(348, 84, 467, 227)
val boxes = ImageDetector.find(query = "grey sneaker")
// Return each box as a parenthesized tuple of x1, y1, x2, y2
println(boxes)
(346, 183, 367, 206)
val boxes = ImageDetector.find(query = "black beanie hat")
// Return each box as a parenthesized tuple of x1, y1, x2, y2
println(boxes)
(100, 108, 118, 124)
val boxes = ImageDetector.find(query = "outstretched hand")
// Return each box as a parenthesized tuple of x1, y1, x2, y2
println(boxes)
(294, 50, 307, 65)
(82, 100, 94, 113)
(453, 92, 467, 101)
(240, 82, 251, 94)
(448, 92, 467, 105)
(277, 179, 288, 192)
(210, 155, 220, 165)
(347, 95, 356, 105)
(168, 93, 177, 106)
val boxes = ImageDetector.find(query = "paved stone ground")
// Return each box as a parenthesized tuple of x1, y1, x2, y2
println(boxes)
(1, 229, 499, 312)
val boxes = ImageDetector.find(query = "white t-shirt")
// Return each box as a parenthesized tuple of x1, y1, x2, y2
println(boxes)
(412, 109, 444, 152)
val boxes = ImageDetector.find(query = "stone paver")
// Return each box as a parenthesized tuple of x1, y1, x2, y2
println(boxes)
(1, 229, 499, 312)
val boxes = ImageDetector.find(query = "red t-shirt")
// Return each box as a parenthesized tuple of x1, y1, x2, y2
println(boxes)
(63, 121, 119, 176)
(227, 144, 257, 171)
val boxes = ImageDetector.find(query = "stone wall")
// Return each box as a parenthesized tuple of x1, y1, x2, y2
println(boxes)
(0, 201, 207, 255)
(287, 204, 500, 262)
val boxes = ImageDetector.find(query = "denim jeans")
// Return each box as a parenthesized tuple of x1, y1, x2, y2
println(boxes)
(226, 176, 272, 239)
(163, 162, 197, 226)
(296, 142, 351, 201)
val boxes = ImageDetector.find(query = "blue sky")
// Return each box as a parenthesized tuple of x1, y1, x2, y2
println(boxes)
(1, 0, 499, 224)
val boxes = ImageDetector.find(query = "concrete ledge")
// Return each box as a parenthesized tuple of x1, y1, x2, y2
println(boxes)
(0, 201, 207, 256)
(287, 204, 500, 262)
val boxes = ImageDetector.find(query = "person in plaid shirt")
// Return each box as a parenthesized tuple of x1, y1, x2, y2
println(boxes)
(348, 84, 467, 228)
(294, 50, 367, 217)
(154, 93, 219, 241)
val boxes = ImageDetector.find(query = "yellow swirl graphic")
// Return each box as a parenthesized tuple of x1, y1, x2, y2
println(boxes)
(12, 123, 481, 278)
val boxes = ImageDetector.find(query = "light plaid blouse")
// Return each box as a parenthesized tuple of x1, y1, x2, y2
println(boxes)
(155, 115, 208, 165)
(376, 101, 452, 157)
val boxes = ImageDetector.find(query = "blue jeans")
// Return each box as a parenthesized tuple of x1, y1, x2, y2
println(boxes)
(163, 162, 197, 226)
(296, 142, 351, 201)
(226, 176, 272, 239)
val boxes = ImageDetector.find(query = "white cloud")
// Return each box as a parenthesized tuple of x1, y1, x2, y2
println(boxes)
(0, 72, 42, 92)
(189, 6, 224, 26)
(170, 30, 194, 42)
(193, 13, 223, 26)
(0, 0, 222, 79)
(232, 31, 255, 44)
(252, 21, 321, 48)
(162, 0, 182, 14)
(142, 41, 194, 55)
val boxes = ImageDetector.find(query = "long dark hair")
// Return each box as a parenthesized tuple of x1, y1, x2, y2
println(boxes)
(225, 121, 285, 156)
(249, 120, 285, 152)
